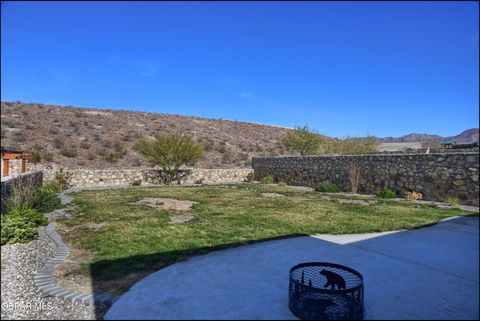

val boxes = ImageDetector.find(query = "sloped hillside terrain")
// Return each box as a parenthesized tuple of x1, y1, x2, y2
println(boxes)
(1, 102, 290, 169)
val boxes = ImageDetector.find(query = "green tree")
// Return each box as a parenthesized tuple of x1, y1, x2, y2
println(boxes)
(281, 125, 324, 156)
(135, 132, 204, 184)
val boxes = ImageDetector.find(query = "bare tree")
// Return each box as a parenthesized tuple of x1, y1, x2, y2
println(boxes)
(349, 160, 361, 194)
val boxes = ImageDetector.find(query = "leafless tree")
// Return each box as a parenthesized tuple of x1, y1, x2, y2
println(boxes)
(349, 160, 361, 194)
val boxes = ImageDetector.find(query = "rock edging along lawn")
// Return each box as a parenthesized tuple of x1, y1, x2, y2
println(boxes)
(34, 221, 119, 306)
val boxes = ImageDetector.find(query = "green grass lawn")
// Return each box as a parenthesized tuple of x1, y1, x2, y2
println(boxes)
(58, 183, 476, 295)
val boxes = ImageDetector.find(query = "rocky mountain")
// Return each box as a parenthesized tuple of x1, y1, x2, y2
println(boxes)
(1, 101, 291, 169)
(379, 128, 479, 144)
(1, 101, 477, 170)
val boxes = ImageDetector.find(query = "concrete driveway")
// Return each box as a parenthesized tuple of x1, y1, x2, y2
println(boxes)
(105, 216, 479, 320)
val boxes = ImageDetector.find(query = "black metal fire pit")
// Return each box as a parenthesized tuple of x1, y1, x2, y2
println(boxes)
(289, 262, 364, 320)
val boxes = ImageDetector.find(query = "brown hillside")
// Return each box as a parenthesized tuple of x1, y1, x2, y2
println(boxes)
(0, 101, 291, 169)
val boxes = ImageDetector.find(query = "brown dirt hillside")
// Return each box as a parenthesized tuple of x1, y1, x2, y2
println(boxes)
(1, 101, 292, 169)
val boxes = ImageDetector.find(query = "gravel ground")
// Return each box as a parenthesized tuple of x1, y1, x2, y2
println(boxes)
(1, 226, 107, 320)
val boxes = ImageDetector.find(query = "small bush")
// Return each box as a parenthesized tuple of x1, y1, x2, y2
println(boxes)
(262, 175, 274, 184)
(30, 150, 42, 163)
(278, 181, 287, 187)
(1, 216, 39, 245)
(315, 181, 341, 193)
(405, 191, 423, 201)
(43, 152, 53, 162)
(246, 172, 254, 182)
(131, 179, 142, 186)
(1, 207, 48, 245)
(80, 141, 91, 149)
(60, 148, 78, 158)
(53, 137, 64, 148)
(31, 185, 61, 213)
(376, 187, 396, 199)
(447, 196, 460, 206)
(53, 168, 72, 191)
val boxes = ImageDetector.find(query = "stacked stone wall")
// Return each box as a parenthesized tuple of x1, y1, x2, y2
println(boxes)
(42, 168, 253, 187)
(252, 153, 479, 205)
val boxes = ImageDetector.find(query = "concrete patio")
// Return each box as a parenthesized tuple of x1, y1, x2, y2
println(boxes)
(105, 216, 479, 320)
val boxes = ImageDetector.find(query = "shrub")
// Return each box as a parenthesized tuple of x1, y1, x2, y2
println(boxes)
(80, 141, 91, 149)
(246, 172, 254, 182)
(42, 152, 53, 162)
(447, 196, 460, 206)
(131, 179, 142, 186)
(1, 216, 38, 245)
(53, 137, 64, 148)
(315, 181, 341, 193)
(60, 148, 78, 158)
(135, 132, 204, 185)
(405, 191, 423, 201)
(376, 187, 396, 199)
(278, 181, 287, 187)
(52, 168, 72, 191)
(6, 206, 49, 226)
(262, 175, 274, 184)
(31, 185, 61, 213)
(281, 124, 324, 156)
(1, 207, 48, 245)
(30, 150, 42, 163)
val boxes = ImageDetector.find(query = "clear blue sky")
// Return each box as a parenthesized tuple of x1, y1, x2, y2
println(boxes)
(1, 1, 478, 138)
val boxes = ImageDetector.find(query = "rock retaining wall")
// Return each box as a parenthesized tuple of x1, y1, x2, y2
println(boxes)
(43, 168, 253, 187)
(252, 153, 479, 205)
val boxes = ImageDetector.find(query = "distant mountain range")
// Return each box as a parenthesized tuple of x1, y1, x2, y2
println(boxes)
(379, 128, 479, 144)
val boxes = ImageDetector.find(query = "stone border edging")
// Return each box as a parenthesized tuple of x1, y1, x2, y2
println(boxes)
(34, 222, 119, 306)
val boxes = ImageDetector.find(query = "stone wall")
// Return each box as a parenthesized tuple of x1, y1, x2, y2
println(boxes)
(42, 168, 253, 187)
(252, 153, 479, 205)
(1, 170, 44, 214)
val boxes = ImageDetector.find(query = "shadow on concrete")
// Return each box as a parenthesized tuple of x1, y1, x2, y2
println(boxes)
(92, 215, 479, 320)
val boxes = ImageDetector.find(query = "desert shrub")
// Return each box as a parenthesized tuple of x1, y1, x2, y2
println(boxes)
(52, 168, 72, 191)
(80, 141, 91, 149)
(14, 132, 26, 142)
(60, 148, 78, 158)
(282, 124, 324, 156)
(135, 132, 204, 185)
(315, 181, 340, 193)
(42, 152, 53, 162)
(376, 187, 396, 199)
(53, 137, 64, 148)
(29, 150, 42, 163)
(278, 181, 287, 187)
(447, 196, 460, 206)
(1, 207, 48, 245)
(262, 175, 274, 184)
(31, 185, 61, 213)
(246, 172, 254, 182)
(6, 176, 39, 211)
(105, 151, 121, 162)
(405, 191, 423, 201)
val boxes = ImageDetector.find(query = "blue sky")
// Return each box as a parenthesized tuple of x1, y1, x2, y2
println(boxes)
(1, 1, 478, 138)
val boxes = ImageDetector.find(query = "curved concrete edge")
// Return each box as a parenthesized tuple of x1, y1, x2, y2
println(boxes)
(34, 221, 119, 306)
